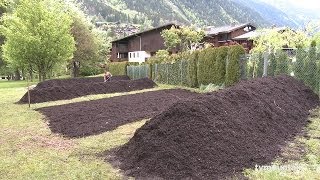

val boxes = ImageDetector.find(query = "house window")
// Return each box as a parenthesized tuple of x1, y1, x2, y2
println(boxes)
(129, 53, 132, 58)
(137, 52, 140, 58)
(133, 53, 135, 58)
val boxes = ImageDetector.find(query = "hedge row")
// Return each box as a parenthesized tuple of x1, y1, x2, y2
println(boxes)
(149, 45, 245, 87)
(196, 45, 245, 87)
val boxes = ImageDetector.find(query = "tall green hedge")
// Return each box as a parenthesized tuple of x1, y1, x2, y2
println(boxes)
(256, 53, 264, 77)
(215, 46, 229, 85)
(108, 62, 128, 76)
(294, 48, 306, 80)
(187, 50, 199, 87)
(197, 48, 217, 85)
(225, 45, 245, 87)
(268, 52, 276, 76)
(274, 50, 289, 76)
(304, 42, 318, 91)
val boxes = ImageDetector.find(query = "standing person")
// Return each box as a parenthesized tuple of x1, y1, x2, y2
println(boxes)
(104, 71, 112, 82)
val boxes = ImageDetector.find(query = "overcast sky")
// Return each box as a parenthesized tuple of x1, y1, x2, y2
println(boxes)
(291, 0, 320, 9)
(260, 0, 320, 10)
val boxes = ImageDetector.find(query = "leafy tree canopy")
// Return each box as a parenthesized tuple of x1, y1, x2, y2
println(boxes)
(1, 0, 75, 81)
(251, 27, 309, 53)
(161, 26, 205, 52)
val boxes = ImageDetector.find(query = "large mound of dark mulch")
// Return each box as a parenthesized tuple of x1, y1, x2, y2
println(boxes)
(35, 75, 130, 89)
(113, 76, 319, 179)
(19, 78, 156, 104)
(37, 89, 195, 137)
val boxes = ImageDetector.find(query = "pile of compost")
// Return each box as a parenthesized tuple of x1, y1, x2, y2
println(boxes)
(37, 89, 195, 137)
(19, 78, 156, 104)
(113, 76, 319, 179)
(35, 75, 130, 89)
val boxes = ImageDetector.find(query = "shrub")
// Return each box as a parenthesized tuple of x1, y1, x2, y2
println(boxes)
(256, 53, 264, 77)
(215, 46, 229, 85)
(108, 62, 128, 76)
(187, 50, 199, 87)
(197, 48, 217, 85)
(304, 41, 318, 91)
(79, 64, 103, 76)
(225, 45, 245, 87)
(268, 52, 277, 76)
(147, 50, 170, 64)
(274, 50, 289, 76)
(294, 48, 306, 80)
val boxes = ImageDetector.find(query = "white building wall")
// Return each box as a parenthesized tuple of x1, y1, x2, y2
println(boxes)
(128, 51, 151, 63)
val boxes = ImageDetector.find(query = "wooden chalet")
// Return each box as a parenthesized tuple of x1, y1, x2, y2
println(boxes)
(204, 23, 256, 51)
(110, 23, 177, 62)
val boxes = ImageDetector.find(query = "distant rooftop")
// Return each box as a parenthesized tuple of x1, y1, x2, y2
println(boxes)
(233, 27, 288, 40)
(112, 23, 178, 43)
(205, 23, 254, 35)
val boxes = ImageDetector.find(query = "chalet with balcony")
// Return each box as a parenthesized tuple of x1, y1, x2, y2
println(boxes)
(110, 23, 177, 62)
(204, 23, 256, 51)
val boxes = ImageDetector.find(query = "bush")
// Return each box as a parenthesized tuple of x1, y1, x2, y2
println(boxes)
(268, 52, 276, 76)
(215, 46, 229, 85)
(225, 45, 245, 87)
(304, 42, 318, 91)
(197, 48, 217, 85)
(108, 62, 128, 76)
(199, 83, 221, 93)
(79, 64, 103, 76)
(187, 50, 199, 87)
(256, 53, 264, 77)
(274, 50, 289, 76)
(147, 50, 170, 64)
(294, 48, 306, 80)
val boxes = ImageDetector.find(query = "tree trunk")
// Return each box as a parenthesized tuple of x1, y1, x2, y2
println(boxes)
(14, 69, 20, 81)
(29, 68, 33, 82)
(72, 61, 80, 78)
(42, 71, 46, 81)
(21, 68, 26, 80)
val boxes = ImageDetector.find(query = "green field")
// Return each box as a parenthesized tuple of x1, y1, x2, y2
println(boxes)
(1, 81, 320, 179)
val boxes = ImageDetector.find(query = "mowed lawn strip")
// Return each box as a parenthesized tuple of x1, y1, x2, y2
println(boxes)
(37, 89, 196, 138)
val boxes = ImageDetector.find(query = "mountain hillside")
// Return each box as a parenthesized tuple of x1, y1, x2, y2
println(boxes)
(78, 0, 272, 27)
(232, 0, 300, 28)
(257, 0, 320, 27)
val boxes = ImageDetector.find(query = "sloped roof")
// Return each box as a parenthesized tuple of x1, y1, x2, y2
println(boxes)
(205, 23, 254, 35)
(233, 27, 288, 40)
(233, 31, 258, 40)
(112, 23, 178, 43)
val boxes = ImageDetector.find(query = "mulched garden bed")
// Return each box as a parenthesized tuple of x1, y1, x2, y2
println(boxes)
(111, 75, 320, 179)
(19, 78, 156, 104)
(37, 89, 195, 137)
(35, 75, 130, 89)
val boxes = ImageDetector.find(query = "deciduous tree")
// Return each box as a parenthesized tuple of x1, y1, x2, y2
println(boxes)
(1, 0, 75, 81)
(161, 26, 205, 52)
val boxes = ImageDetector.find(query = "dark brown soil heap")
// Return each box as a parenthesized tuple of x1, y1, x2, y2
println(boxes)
(37, 89, 195, 137)
(19, 78, 156, 104)
(35, 75, 130, 89)
(114, 76, 319, 179)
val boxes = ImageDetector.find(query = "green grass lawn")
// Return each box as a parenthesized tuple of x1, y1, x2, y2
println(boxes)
(0, 80, 38, 88)
(0, 82, 149, 179)
(1, 80, 320, 179)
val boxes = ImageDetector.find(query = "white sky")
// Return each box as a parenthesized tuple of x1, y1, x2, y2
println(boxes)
(261, 0, 320, 10)
(291, 0, 320, 9)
